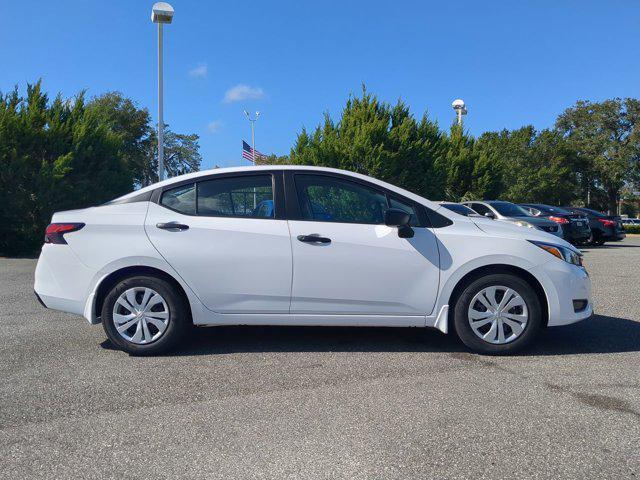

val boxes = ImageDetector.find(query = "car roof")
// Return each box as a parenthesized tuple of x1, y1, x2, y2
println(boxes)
(110, 165, 443, 211)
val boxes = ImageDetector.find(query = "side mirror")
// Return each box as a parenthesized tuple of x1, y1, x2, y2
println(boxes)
(384, 208, 414, 238)
(484, 212, 496, 219)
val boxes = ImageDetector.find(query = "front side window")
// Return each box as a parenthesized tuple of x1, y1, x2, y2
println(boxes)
(295, 175, 387, 224)
(197, 175, 274, 218)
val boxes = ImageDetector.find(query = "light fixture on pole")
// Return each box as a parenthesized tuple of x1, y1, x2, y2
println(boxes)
(452, 99, 467, 126)
(243, 110, 260, 164)
(151, 2, 174, 182)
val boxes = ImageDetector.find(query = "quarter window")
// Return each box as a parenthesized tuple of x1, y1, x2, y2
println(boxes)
(295, 175, 388, 224)
(160, 183, 196, 215)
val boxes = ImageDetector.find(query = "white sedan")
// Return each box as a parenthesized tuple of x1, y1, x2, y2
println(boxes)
(34, 166, 592, 355)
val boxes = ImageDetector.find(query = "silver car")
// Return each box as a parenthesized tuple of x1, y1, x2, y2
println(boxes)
(462, 201, 563, 238)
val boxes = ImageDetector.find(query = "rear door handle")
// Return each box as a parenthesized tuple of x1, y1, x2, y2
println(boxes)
(156, 222, 190, 231)
(297, 234, 331, 244)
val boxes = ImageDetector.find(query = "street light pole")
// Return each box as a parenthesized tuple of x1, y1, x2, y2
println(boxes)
(151, 2, 174, 182)
(157, 22, 164, 181)
(243, 111, 260, 164)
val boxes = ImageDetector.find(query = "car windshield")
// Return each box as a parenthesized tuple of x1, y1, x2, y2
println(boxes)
(441, 203, 476, 216)
(490, 202, 531, 217)
(532, 205, 571, 215)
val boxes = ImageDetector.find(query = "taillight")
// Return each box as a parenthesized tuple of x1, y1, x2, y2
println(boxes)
(598, 219, 616, 228)
(44, 223, 85, 244)
(549, 216, 569, 224)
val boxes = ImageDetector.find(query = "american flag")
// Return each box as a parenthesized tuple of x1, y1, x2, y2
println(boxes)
(242, 140, 266, 163)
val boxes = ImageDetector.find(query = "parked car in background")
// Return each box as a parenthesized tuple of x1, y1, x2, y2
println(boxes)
(519, 204, 591, 245)
(561, 207, 626, 245)
(34, 166, 592, 356)
(462, 201, 563, 238)
(438, 202, 482, 217)
(621, 218, 640, 226)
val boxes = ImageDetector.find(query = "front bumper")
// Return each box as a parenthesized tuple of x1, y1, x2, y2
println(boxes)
(529, 259, 593, 326)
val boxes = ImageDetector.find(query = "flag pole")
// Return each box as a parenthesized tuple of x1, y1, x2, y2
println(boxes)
(244, 111, 261, 209)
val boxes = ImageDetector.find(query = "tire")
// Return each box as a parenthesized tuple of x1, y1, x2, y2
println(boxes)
(453, 273, 542, 355)
(588, 232, 605, 246)
(101, 275, 189, 355)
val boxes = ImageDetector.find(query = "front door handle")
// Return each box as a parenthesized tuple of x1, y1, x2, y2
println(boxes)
(297, 234, 331, 244)
(157, 222, 190, 231)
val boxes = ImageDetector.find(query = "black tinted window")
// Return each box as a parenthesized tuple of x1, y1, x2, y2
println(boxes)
(197, 175, 273, 218)
(160, 183, 196, 215)
(470, 203, 492, 216)
(442, 203, 474, 216)
(295, 175, 387, 224)
(490, 202, 531, 217)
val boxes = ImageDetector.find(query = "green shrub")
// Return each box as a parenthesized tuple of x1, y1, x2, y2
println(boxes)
(623, 224, 640, 234)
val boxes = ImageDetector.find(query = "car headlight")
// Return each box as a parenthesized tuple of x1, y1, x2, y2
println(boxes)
(514, 220, 536, 229)
(529, 240, 583, 267)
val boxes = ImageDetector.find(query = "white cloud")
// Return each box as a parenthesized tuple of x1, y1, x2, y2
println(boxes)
(223, 84, 265, 103)
(189, 63, 208, 78)
(207, 120, 223, 133)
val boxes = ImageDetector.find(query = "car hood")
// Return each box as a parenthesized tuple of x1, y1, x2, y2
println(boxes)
(470, 216, 576, 249)
(502, 216, 557, 227)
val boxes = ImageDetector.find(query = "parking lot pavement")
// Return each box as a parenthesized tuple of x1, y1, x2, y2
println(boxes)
(1, 240, 639, 480)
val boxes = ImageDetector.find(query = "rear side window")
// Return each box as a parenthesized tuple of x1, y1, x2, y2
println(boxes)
(295, 175, 387, 224)
(160, 183, 196, 215)
(470, 203, 492, 216)
(197, 175, 274, 218)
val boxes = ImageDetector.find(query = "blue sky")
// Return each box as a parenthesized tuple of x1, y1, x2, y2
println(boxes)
(1, 0, 639, 169)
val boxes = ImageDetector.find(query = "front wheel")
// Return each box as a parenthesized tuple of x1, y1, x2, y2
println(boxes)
(101, 275, 188, 355)
(453, 274, 542, 355)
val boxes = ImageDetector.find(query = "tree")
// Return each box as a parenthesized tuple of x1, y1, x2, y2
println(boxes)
(140, 128, 202, 186)
(86, 92, 151, 186)
(0, 81, 132, 255)
(87, 92, 202, 187)
(0, 83, 202, 255)
(289, 87, 447, 199)
(437, 125, 476, 201)
(556, 98, 640, 213)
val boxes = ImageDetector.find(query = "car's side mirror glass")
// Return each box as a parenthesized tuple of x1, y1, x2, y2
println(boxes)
(384, 208, 414, 238)
(484, 212, 496, 219)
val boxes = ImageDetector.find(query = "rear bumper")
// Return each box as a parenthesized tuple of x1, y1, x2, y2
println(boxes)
(34, 244, 95, 319)
(564, 225, 591, 242)
(600, 229, 626, 241)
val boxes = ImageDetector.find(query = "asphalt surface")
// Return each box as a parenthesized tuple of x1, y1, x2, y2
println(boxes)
(1, 239, 640, 479)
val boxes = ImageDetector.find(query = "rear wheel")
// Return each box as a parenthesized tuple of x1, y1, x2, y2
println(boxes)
(588, 232, 605, 246)
(453, 273, 542, 355)
(101, 275, 188, 355)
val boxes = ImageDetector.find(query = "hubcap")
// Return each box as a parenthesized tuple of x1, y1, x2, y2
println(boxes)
(112, 287, 169, 345)
(467, 285, 528, 345)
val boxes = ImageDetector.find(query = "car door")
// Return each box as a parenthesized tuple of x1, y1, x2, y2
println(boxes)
(145, 172, 292, 314)
(286, 172, 440, 317)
